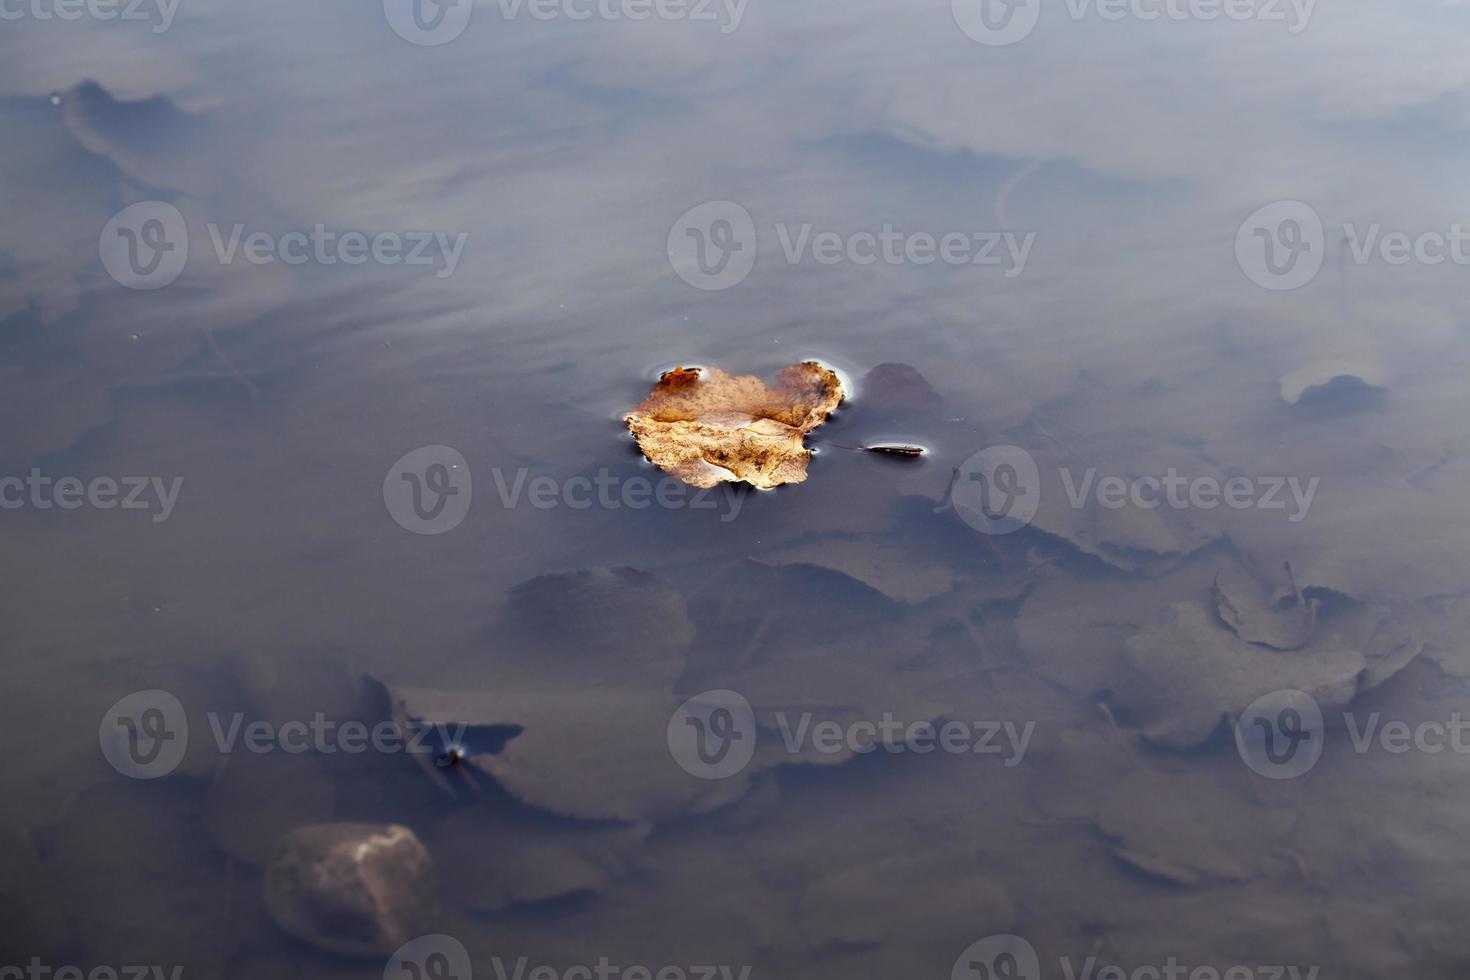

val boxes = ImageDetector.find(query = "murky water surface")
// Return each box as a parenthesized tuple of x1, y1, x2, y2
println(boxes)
(5, 1, 1470, 977)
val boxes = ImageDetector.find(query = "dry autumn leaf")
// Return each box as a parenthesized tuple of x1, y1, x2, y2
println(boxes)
(624, 362, 844, 489)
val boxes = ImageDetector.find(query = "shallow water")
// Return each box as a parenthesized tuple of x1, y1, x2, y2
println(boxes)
(5, 1, 1470, 977)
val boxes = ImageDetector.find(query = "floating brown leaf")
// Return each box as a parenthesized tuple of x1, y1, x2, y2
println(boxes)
(624, 362, 844, 489)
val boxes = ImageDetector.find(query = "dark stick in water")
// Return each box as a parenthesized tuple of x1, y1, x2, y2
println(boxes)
(824, 443, 926, 458)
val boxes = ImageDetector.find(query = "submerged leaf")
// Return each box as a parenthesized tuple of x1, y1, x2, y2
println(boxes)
(1111, 600, 1366, 749)
(853, 363, 944, 419)
(1099, 766, 1300, 885)
(205, 752, 337, 866)
(624, 362, 844, 489)
(1279, 357, 1387, 407)
(758, 537, 963, 604)
(798, 852, 1012, 948)
(1213, 562, 1316, 651)
(432, 805, 648, 913)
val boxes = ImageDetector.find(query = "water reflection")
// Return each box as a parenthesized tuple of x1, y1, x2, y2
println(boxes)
(5, 0, 1470, 976)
